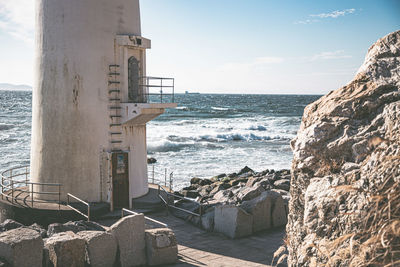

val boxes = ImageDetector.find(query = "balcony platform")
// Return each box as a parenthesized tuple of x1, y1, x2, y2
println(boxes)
(121, 102, 177, 125)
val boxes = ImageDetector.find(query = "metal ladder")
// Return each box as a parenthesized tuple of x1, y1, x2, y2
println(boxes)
(108, 64, 123, 152)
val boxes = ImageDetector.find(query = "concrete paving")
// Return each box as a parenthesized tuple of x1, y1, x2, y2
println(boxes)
(100, 212, 287, 267)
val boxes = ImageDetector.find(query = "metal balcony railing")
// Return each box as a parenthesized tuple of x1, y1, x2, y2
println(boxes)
(131, 76, 174, 104)
(0, 166, 62, 210)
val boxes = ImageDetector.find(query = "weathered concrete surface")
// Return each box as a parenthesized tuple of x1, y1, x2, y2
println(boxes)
(45, 231, 85, 267)
(240, 191, 273, 232)
(0, 228, 43, 267)
(287, 30, 400, 266)
(77, 231, 117, 267)
(145, 228, 178, 266)
(214, 205, 253, 239)
(109, 215, 146, 267)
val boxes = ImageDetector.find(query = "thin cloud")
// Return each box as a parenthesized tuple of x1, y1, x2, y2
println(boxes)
(310, 9, 356, 19)
(295, 8, 356, 24)
(311, 50, 352, 61)
(0, 0, 34, 45)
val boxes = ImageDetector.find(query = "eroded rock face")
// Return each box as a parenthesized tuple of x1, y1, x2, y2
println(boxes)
(287, 30, 400, 266)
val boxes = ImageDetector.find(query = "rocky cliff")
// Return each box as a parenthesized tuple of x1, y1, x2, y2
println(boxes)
(287, 30, 400, 266)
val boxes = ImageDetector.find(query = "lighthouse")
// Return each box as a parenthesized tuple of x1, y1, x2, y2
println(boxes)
(30, 0, 176, 209)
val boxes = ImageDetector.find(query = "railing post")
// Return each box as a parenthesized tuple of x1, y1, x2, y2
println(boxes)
(58, 185, 61, 211)
(164, 168, 167, 186)
(31, 183, 34, 208)
(160, 78, 163, 103)
(25, 166, 28, 186)
(11, 180, 14, 204)
(152, 165, 155, 184)
(169, 172, 173, 191)
(87, 204, 90, 222)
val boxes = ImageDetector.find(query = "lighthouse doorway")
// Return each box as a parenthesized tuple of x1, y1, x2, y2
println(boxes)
(112, 152, 129, 208)
(128, 56, 142, 103)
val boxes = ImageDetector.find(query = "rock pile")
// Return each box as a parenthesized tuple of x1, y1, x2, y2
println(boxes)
(173, 167, 291, 238)
(286, 30, 400, 266)
(0, 217, 178, 266)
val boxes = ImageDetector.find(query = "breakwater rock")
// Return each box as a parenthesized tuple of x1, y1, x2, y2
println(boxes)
(173, 167, 291, 238)
(286, 30, 400, 266)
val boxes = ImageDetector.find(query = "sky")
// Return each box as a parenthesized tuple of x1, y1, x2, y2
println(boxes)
(0, 1, 399, 94)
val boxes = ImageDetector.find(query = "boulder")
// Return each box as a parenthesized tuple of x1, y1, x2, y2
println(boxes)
(287, 30, 400, 267)
(200, 209, 215, 232)
(237, 184, 264, 202)
(45, 231, 85, 267)
(77, 231, 117, 267)
(240, 191, 274, 232)
(0, 228, 43, 267)
(238, 166, 254, 175)
(246, 177, 262, 187)
(270, 191, 287, 227)
(109, 214, 146, 267)
(47, 223, 81, 237)
(214, 205, 253, 239)
(273, 179, 290, 191)
(28, 223, 47, 238)
(213, 189, 233, 203)
(190, 177, 202, 185)
(147, 157, 157, 164)
(0, 219, 23, 233)
(145, 228, 178, 266)
(182, 190, 200, 198)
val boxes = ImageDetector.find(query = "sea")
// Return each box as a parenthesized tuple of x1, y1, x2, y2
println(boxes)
(0, 90, 321, 189)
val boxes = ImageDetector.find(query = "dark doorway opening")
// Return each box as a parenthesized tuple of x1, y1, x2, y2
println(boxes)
(112, 152, 129, 208)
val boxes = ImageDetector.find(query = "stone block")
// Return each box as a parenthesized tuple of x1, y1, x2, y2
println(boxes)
(214, 205, 253, 238)
(0, 228, 43, 267)
(201, 209, 215, 232)
(145, 228, 178, 266)
(77, 231, 117, 267)
(240, 191, 273, 232)
(270, 192, 288, 227)
(45, 231, 85, 267)
(109, 214, 146, 267)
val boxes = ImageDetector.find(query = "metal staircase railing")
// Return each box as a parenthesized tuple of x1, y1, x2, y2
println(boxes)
(67, 193, 91, 221)
(0, 166, 62, 210)
(121, 208, 168, 227)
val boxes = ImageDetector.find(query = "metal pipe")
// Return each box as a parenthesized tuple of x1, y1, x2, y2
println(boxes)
(31, 183, 34, 208)
(164, 168, 167, 186)
(11, 180, 14, 204)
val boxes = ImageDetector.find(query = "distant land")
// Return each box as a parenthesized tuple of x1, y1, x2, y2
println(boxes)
(0, 83, 32, 91)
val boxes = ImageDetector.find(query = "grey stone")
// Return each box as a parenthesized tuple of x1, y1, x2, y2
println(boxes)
(214, 205, 253, 238)
(77, 231, 117, 267)
(237, 185, 264, 202)
(0, 219, 23, 233)
(245, 177, 262, 187)
(109, 214, 146, 267)
(200, 209, 215, 232)
(273, 179, 290, 191)
(213, 189, 233, 202)
(240, 191, 275, 232)
(28, 223, 47, 238)
(0, 228, 43, 267)
(270, 191, 287, 227)
(45, 231, 85, 267)
(145, 228, 178, 266)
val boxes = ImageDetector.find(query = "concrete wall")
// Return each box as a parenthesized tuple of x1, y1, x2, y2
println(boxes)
(31, 0, 145, 202)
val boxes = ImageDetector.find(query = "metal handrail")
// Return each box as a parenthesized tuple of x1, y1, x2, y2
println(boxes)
(148, 166, 173, 190)
(158, 184, 203, 217)
(67, 193, 91, 221)
(130, 76, 174, 104)
(121, 208, 168, 227)
(0, 166, 61, 210)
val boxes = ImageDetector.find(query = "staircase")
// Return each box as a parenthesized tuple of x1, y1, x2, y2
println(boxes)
(108, 64, 123, 152)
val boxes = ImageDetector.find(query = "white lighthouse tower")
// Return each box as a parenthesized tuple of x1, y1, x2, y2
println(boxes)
(30, 0, 176, 209)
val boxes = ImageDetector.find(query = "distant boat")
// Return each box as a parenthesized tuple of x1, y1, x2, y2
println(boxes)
(185, 91, 200, 94)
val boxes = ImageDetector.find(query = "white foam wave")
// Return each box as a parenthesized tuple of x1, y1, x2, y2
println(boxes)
(248, 125, 267, 131)
(211, 107, 229, 111)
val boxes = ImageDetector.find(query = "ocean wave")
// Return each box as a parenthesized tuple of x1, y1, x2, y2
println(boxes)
(199, 133, 287, 142)
(248, 125, 267, 131)
(211, 107, 229, 111)
(0, 124, 14, 131)
(148, 140, 193, 153)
